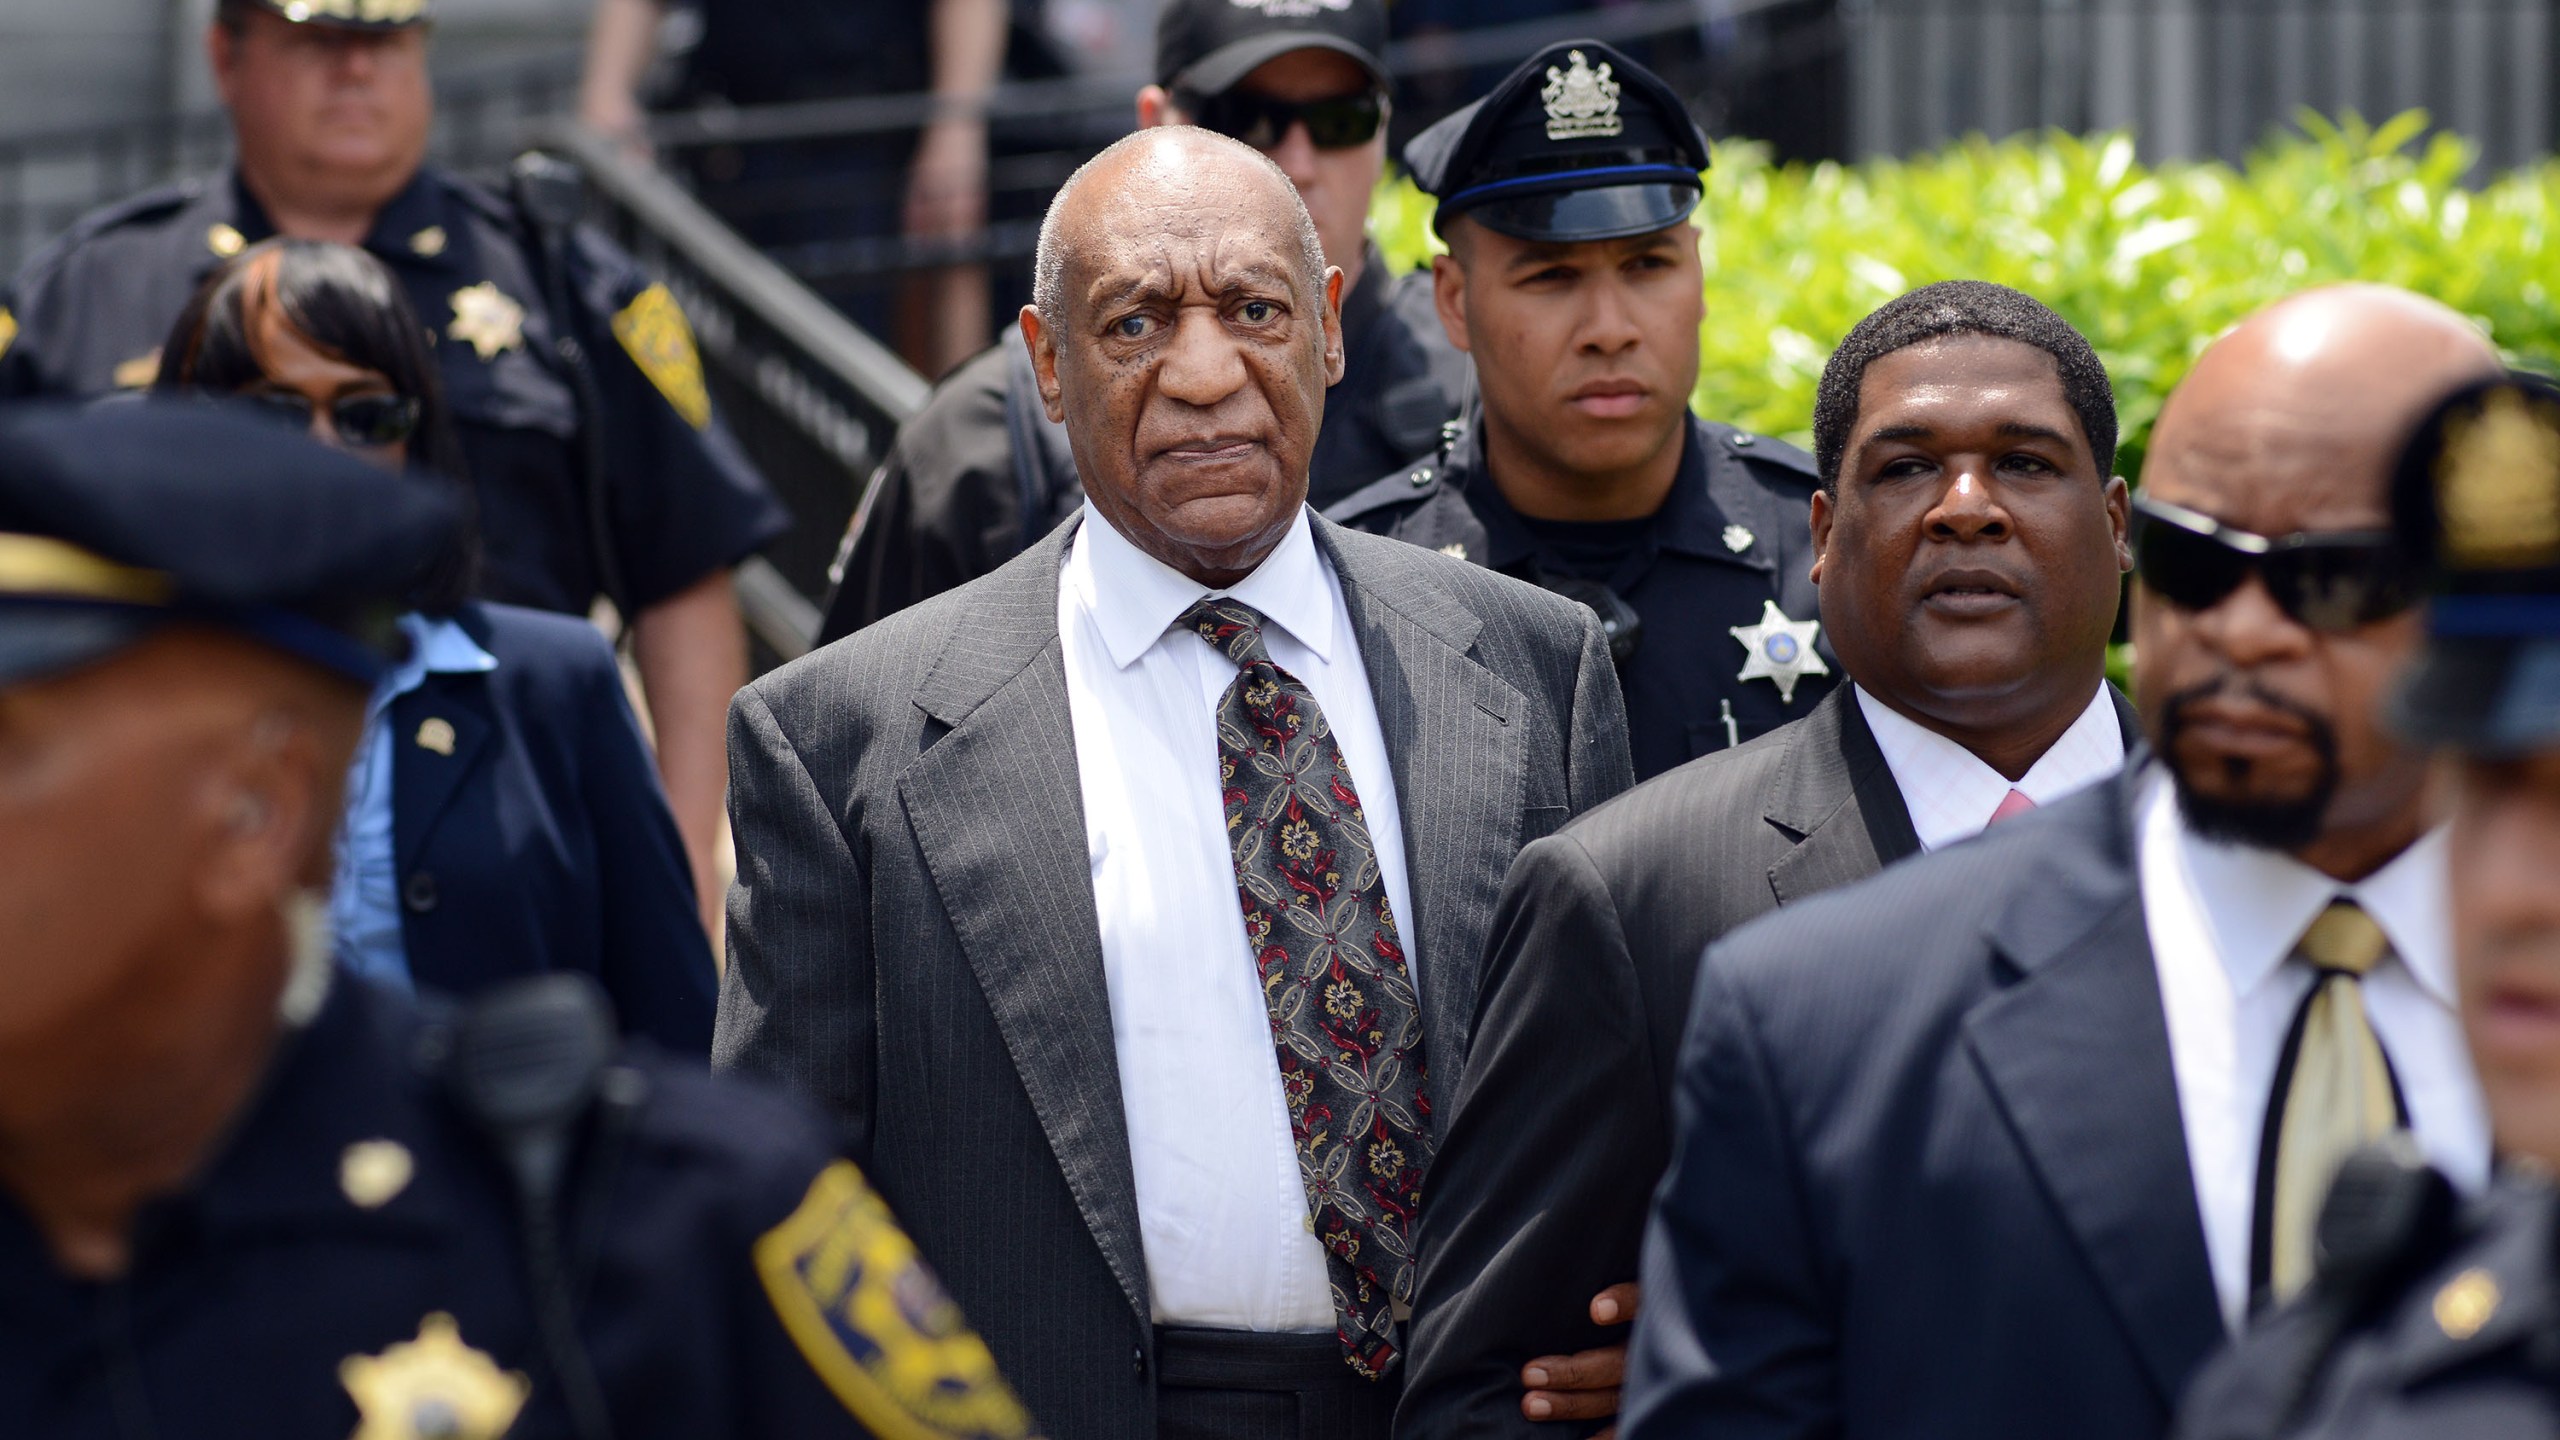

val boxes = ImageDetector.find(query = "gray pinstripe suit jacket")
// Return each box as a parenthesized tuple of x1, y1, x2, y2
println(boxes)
(712, 509, 1634, 1440)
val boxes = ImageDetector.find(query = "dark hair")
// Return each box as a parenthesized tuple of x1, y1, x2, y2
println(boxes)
(1811, 279, 2117, 494)
(156, 237, 477, 611)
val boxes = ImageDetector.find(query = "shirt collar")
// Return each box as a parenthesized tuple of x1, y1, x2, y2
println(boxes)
(221, 166, 452, 270)
(372, 610, 500, 711)
(2161, 776, 2456, 1005)
(1072, 504, 1336, 669)
(1854, 681, 2127, 851)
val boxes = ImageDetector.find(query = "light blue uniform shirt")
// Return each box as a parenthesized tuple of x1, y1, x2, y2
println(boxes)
(330, 611, 498, 992)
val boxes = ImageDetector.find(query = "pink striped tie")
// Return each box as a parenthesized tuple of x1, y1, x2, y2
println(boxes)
(1988, 788, 2036, 825)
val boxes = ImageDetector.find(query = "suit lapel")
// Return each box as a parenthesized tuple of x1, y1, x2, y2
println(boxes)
(1315, 519, 1526, 1118)
(390, 677, 496, 870)
(1764, 688, 1921, 908)
(1962, 771, 2223, 1404)
(896, 518, 1150, 1325)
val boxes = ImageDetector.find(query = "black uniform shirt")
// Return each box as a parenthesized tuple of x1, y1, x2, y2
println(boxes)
(1328, 414, 1833, 780)
(0, 976, 1030, 1440)
(0, 167, 788, 617)
(2178, 1170, 2560, 1440)
(815, 246, 1464, 643)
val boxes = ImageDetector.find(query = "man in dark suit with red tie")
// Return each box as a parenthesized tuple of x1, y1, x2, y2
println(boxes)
(1401, 280, 2140, 1438)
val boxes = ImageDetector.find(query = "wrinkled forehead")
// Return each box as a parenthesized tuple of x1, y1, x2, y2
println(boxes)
(1063, 149, 1314, 314)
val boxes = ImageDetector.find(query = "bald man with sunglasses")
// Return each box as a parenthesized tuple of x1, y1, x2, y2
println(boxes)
(1623, 284, 2503, 1440)
(816, 0, 1466, 642)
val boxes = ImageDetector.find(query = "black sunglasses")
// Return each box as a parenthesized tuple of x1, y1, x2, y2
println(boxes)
(241, 390, 423, 449)
(2130, 493, 2419, 633)
(1179, 88, 1386, 151)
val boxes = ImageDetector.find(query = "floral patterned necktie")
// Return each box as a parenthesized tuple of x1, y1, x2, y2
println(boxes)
(1178, 596, 1433, 1380)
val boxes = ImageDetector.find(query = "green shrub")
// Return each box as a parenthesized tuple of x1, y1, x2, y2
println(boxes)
(1372, 111, 2560, 486)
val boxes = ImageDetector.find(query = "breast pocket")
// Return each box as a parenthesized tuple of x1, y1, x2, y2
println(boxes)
(1521, 805, 1570, 845)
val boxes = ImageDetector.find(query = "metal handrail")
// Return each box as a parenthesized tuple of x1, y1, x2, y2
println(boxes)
(541, 123, 928, 662)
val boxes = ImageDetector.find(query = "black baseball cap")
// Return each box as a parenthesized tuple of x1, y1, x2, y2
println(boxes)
(1156, 0, 1389, 98)
(1405, 39, 1709, 244)
(0, 402, 461, 689)
(2386, 372, 2560, 754)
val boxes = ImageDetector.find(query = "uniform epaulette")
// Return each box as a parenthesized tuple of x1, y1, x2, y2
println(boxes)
(1703, 420, 1818, 483)
(1324, 454, 1444, 526)
(11, 178, 204, 283)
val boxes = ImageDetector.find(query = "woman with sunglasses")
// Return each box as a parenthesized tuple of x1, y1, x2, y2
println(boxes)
(155, 238, 717, 1055)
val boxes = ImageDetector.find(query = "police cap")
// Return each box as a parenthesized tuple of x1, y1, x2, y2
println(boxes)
(227, 0, 430, 32)
(0, 401, 461, 689)
(1405, 39, 1709, 244)
(2386, 372, 2560, 753)
(1157, 0, 1388, 98)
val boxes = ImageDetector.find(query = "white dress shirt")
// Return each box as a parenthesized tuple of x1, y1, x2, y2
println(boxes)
(1057, 504, 1417, 1331)
(2136, 769, 2490, 1331)
(1855, 682, 2127, 850)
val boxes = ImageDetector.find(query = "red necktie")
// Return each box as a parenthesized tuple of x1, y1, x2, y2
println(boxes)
(1988, 788, 2036, 825)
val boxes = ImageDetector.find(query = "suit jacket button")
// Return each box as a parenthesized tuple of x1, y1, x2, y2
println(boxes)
(402, 872, 439, 914)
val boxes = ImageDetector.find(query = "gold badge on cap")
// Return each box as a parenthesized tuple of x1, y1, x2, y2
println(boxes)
(1542, 50, 1624, 141)
(340, 1139, 414, 1209)
(341, 1314, 529, 1440)
(446, 283, 525, 362)
(2433, 1267, 2501, 1340)
(610, 283, 712, 430)
(1731, 599, 1829, 704)
(207, 223, 246, 259)
(2436, 385, 2560, 571)
(415, 717, 457, 757)
(113, 350, 162, 390)
(409, 226, 447, 258)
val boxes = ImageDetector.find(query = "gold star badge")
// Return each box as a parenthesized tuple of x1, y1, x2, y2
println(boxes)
(1730, 599, 1830, 704)
(415, 717, 456, 756)
(2434, 1268, 2501, 1340)
(409, 226, 447, 258)
(446, 283, 525, 362)
(341, 1314, 530, 1440)
(340, 1139, 414, 1209)
(207, 223, 246, 258)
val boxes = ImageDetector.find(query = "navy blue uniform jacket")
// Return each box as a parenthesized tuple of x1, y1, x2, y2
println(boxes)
(395, 601, 715, 1053)
(1625, 763, 2225, 1440)
(0, 976, 1029, 1438)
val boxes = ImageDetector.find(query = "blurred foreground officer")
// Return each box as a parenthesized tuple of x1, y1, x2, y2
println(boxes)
(1623, 286, 2501, 1440)
(2177, 374, 2560, 1440)
(817, 0, 1464, 642)
(0, 0, 786, 936)
(1329, 40, 1829, 779)
(0, 403, 1031, 1439)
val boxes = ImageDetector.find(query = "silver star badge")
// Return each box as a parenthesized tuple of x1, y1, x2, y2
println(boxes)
(1722, 523, 1755, 554)
(1730, 599, 1829, 704)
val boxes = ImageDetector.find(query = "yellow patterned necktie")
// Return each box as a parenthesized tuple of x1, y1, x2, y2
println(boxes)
(2256, 900, 2403, 1306)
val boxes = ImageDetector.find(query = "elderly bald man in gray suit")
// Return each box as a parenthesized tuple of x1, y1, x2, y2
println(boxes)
(713, 126, 1633, 1440)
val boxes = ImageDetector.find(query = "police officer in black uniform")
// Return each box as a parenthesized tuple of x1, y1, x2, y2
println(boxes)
(0, 0, 783, 932)
(816, 0, 1467, 644)
(0, 401, 1028, 1440)
(2174, 373, 2560, 1440)
(1326, 40, 1832, 781)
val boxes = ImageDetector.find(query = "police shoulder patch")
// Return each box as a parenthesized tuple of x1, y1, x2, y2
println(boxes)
(755, 1159, 1035, 1440)
(611, 282, 712, 430)
(0, 307, 17, 363)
